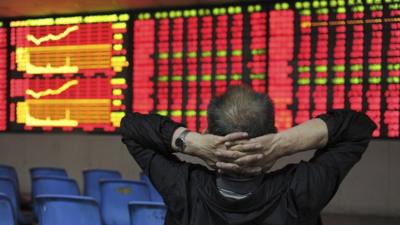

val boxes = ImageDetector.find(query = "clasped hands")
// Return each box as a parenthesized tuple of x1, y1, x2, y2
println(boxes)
(186, 132, 283, 176)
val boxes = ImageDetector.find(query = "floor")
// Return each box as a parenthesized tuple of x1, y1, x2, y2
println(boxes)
(322, 214, 400, 225)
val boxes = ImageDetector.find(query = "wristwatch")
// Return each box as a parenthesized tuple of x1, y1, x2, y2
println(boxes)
(175, 130, 190, 153)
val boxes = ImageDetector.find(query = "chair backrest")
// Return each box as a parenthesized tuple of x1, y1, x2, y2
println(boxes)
(32, 177, 80, 217)
(129, 201, 166, 225)
(0, 193, 17, 225)
(83, 169, 122, 203)
(0, 177, 18, 220)
(36, 195, 102, 225)
(33, 176, 80, 197)
(30, 167, 68, 179)
(0, 165, 19, 194)
(30, 167, 68, 216)
(100, 180, 150, 225)
(140, 173, 164, 202)
(0, 193, 16, 225)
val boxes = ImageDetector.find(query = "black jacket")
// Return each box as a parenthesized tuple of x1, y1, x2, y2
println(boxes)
(121, 109, 376, 225)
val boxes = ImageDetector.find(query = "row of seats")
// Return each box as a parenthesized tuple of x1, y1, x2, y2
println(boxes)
(0, 165, 166, 225)
(37, 195, 166, 225)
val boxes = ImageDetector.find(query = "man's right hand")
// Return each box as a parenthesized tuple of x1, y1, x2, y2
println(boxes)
(185, 132, 266, 175)
(215, 133, 283, 174)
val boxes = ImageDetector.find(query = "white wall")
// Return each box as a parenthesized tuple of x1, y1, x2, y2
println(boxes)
(0, 133, 399, 216)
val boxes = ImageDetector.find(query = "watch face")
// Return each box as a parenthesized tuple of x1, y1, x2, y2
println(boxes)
(175, 137, 184, 151)
(175, 130, 189, 152)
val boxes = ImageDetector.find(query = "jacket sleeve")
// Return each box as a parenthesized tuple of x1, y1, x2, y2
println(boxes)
(290, 109, 377, 221)
(120, 112, 188, 211)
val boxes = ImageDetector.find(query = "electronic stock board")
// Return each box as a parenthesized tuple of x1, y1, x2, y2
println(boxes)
(1, 1, 399, 138)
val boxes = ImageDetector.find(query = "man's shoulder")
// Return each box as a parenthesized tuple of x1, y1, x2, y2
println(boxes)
(266, 163, 299, 177)
(262, 163, 301, 189)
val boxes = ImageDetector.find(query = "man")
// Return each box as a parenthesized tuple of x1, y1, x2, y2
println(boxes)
(121, 85, 376, 225)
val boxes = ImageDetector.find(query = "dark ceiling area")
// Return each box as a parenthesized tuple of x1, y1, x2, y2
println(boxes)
(0, 0, 251, 18)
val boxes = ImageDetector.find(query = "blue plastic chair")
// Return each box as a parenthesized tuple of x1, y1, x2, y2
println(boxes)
(30, 167, 68, 178)
(0, 193, 16, 225)
(0, 177, 18, 222)
(0, 170, 33, 224)
(30, 167, 68, 215)
(100, 180, 151, 225)
(0, 165, 19, 194)
(32, 176, 80, 217)
(140, 173, 164, 202)
(83, 169, 122, 203)
(129, 201, 166, 225)
(36, 195, 102, 225)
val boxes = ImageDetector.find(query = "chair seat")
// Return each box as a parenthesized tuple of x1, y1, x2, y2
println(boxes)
(100, 179, 151, 225)
(83, 169, 122, 203)
(129, 201, 166, 225)
(32, 177, 80, 218)
(36, 195, 102, 225)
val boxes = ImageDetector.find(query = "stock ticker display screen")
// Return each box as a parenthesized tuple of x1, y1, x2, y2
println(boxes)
(0, 1, 399, 137)
(132, 1, 399, 138)
(8, 14, 130, 132)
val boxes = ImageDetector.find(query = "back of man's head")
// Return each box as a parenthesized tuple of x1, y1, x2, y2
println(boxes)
(207, 85, 276, 138)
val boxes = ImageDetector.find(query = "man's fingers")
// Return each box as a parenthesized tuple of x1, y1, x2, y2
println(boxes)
(215, 149, 246, 160)
(229, 143, 263, 152)
(220, 132, 248, 143)
(224, 140, 248, 147)
(205, 160, 217, 169)
(215, 162, 241, 172)
(234, 154, 263, 165)
(216, 162, 262, 176)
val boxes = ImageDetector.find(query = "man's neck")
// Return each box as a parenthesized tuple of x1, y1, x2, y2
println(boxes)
(216, 173, 263, 198)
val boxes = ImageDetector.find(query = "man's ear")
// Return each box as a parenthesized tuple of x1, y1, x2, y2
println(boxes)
(202, 128, 208, 134)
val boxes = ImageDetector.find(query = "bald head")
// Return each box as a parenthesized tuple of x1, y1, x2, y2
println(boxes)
(207, 85, 276, 138)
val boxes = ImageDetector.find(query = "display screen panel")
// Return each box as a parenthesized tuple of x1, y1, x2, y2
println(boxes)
(9, 14, 130, 132)
(0, 22, 6, 131)
(132, 1, 399, 138)
(3, 1, 399, 138)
